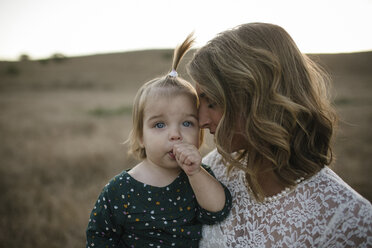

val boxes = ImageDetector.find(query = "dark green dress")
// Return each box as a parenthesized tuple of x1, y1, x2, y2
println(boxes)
(86, 164, 232, 247)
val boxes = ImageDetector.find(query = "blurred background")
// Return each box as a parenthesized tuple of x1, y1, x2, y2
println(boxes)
(1, 0, 371, 247)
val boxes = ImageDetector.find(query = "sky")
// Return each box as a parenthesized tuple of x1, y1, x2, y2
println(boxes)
(1, 0, 372, 61)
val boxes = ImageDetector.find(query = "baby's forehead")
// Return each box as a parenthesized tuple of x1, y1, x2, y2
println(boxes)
(143, 92, 197, 118)
(145, 93, 195, 108)
(146, 87, 196, 103)
(147, 86, 193, 97)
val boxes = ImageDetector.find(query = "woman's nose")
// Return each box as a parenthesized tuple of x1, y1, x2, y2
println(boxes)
(198, 106, 210, 129)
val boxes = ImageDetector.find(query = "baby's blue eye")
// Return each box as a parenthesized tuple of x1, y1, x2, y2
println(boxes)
(182, 121, 192, 127)
(155, 122, 165, 128)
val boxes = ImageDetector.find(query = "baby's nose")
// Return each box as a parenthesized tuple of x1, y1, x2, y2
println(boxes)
(169, 128, 182, 141)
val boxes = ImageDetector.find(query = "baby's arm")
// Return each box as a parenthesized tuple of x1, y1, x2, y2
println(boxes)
(173, 143, 226, 212)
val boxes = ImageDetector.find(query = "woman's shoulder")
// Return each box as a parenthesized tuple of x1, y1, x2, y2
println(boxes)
(318, 167, 370, 203)
(309, 167, 372, 246)
(307, 167, 372, 215)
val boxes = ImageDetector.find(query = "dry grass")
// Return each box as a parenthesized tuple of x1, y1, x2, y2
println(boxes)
(0, 50, 371, 247)
(0, 90, 135, 247)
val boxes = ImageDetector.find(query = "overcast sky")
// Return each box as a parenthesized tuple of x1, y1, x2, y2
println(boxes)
(1, 0, 372, 61)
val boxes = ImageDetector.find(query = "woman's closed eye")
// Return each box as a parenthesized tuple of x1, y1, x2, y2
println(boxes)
(206, 98, 217, 109)
(207, 103, 216, 109)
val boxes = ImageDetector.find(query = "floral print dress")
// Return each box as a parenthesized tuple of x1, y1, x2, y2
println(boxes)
(86, 164, 232, 248)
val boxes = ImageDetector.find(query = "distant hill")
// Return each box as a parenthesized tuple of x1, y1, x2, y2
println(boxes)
(0, 49, 183, 91)
(1, 50, 371, 91)
(308, 51, 372, 75)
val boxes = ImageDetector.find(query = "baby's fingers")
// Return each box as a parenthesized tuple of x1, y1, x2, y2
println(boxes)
(183, 156, 194, 166)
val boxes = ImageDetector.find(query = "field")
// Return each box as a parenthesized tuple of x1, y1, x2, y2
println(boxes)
(0, 50, 371, 247)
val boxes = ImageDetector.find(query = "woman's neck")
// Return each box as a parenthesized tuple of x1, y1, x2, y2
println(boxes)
(255, 160, 286, 197)
(257, 169, 286, 197)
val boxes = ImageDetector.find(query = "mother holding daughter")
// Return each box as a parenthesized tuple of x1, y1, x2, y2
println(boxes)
(187, 22, 372, 247)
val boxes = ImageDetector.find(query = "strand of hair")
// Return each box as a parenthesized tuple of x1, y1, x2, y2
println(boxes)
(171, 32, 195, 71)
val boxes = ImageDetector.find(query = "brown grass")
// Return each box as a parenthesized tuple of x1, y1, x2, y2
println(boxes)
(0, 50, 371, 247)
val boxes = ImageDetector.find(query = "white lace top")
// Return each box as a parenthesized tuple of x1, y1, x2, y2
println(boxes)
(200, 149, 372, 248)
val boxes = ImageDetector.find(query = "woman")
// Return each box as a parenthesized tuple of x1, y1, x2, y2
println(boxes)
(187, 22, 372, 247)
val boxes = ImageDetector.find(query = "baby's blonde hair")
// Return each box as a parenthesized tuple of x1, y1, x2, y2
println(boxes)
(128, 33, 203, 160)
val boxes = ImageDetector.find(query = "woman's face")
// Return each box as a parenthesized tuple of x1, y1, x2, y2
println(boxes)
(196, 84, 247, 152)
(195, 85, 223, 135)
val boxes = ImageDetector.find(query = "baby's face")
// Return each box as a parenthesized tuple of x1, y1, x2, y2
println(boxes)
(141, 94, 200, 169)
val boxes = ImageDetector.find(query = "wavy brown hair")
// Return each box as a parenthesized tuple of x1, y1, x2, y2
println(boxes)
(187, 23, 338, 201)
(127, 33, 203, 160)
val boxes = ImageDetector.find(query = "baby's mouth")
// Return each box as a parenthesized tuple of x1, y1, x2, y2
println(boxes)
(168, 151, 176, 159)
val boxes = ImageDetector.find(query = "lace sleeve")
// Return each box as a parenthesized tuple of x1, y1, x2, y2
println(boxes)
(320, 198, 372, 247)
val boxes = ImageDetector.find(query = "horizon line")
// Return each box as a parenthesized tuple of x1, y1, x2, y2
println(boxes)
(1, 48, 372, 62)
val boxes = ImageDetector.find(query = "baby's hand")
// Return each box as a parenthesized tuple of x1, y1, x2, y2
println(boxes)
(173, 142, 202, 176)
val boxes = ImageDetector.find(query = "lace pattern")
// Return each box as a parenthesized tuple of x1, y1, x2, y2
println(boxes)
(200, 149, 372, 248)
